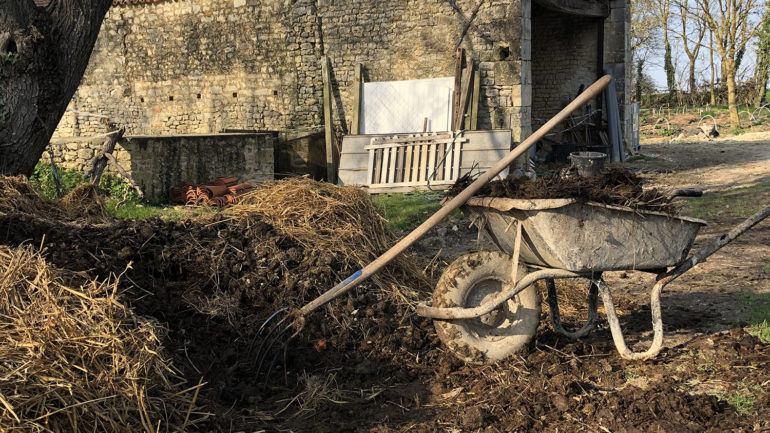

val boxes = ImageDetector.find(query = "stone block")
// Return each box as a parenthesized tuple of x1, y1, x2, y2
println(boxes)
(493, 61, 522, 86)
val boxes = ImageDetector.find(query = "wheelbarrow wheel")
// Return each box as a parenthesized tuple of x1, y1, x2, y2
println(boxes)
(432, 251, 540, 364)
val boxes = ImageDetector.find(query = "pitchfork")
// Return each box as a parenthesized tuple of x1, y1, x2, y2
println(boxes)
(252, 75, 614, 377)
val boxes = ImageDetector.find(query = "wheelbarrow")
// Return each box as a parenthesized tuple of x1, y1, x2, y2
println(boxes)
(253, 75, 770, 372)
(415, 197, 723, 362)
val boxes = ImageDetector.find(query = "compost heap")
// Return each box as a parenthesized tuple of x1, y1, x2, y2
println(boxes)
(447, 168, 680, 214)
(0, 175, 767, 432)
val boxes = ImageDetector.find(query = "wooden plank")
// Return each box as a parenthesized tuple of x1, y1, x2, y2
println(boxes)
(451, 138, 462, 180)
(390, 147, 400, 184)
(404, 144, 414, 183)
(371, 132, 450, 145)
(443, 141, 452, 181)
(366, 184, 453, 194)
(452, 48, 464, 131)
(456, 64, 474, 130)
(381, 147, 391, 184)
(366, 143, 376, 185)
(374, 148, 383, 184)
(393, 146, 402, 183)
(322, 56, 336, 183)
(421, 143, 430, 182)
(464, 66, 474, 130)
(425, 143, 438, 182)
(412, 144, 422, 182)
(470, 69, 480, 130)
(351, 63, 362, 135)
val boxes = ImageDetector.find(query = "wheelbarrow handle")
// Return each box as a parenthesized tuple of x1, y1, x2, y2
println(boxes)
(663, 203, 770, 285)
(297, 75, 614, 316)
(671, 188, 703, 198)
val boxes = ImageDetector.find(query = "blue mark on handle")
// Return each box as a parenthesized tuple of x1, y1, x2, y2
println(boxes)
(340, 270, 362, 287)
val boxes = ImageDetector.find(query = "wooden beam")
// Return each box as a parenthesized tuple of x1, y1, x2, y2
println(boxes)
(322, 56, 337, 183)
(456, 63, 473, 130)
(470, 69, 481, 131)
(351, 63, 362, 135)
(452, 48, 464, 131)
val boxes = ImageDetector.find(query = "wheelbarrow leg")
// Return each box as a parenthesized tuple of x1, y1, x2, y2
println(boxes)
(597, 278, 666, 361)
(546, 277, 599, 339)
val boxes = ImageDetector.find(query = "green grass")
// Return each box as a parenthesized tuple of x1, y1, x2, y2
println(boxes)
(28, 162, 211, 221)
(30, 162, 141, 203)
(729, 128, 747, 135)
(741, 292, 770, 344)
(715, 386, 760, 415)
(371, 191, 448, 230)
(684, 180, 770, 220)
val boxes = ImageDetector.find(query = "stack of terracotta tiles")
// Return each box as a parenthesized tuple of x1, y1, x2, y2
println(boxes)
(169, 176, 253, 207)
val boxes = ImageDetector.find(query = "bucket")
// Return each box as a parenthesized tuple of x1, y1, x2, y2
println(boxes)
(569, 151, 607, 177)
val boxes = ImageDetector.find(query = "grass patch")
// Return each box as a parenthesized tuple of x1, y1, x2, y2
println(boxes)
(741, 292, 770, 344)
(684, 180, 770, 220)
(715, 386, 759, 415)
(29, 162, 219, 221)
(729, 128, 747, 135)
(371, 191, 447, 230)
(30, 162, 141, 203)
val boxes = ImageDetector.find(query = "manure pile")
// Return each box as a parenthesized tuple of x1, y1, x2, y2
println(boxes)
(448, 168, 680, 214)
(0, 175, 767, 432)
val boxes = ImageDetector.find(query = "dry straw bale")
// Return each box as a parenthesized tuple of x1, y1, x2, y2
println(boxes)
(58, 183, 105, 219)
(0, 245, 206, 432)
(219, 177, 429, 303)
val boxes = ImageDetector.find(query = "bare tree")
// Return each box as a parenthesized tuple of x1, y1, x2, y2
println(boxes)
(675, 0, 707, 93)
(0, 0, 112, 176)
(653, 0, 678, 98)
(754, 5, 770, 106)
(694, 0, 762, 127)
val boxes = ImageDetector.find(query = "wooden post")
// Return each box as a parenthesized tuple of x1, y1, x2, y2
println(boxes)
(470, 68, 480, 130)
(351, 63, 362, 135)
(322, 56, 336, 183)
(464, 65, 474, 130)
(452, 48, 464, 131)
(457, 64, 473, 130)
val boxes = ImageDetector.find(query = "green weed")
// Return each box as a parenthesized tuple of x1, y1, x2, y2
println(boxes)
(729, 128, 747, 135)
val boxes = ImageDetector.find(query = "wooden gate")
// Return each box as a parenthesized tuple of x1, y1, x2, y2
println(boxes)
(365, 132, 468, 189)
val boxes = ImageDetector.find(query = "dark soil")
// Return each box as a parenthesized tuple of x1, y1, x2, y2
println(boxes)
(447, 168, 680, 214)
(1, 209, 767, 432)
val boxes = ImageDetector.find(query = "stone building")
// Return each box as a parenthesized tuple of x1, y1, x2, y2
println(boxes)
(51, 0, 630, 196)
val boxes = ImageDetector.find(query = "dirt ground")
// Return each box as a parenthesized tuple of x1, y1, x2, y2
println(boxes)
(1, 138, 769, 432)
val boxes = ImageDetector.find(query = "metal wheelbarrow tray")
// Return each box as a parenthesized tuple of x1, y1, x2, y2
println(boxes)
(465, 197, 706, 272)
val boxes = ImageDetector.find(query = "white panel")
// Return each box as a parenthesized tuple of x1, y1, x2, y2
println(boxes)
(361, 77, 454, 134)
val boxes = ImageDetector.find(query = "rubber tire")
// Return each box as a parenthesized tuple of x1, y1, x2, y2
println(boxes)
(433, 251, 541, 364)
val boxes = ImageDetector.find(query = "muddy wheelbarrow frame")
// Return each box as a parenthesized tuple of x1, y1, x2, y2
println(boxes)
(416, 198, 770, 361)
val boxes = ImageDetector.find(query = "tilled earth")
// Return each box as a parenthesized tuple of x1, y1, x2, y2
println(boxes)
(2, 206, 768, 432)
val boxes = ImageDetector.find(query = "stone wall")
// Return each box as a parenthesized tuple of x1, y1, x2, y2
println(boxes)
(531, 3, 600, 132)
(119, 133, 274, 201)
(50, 0, 628, 174)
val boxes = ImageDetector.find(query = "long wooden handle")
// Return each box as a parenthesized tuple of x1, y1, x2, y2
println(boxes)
(299, 75, 614, 315)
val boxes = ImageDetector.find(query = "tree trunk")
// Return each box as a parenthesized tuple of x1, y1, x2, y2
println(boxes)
(0, 0, 112, 176)
(710, 31, 716, 105)
(726, 65, 740, 128)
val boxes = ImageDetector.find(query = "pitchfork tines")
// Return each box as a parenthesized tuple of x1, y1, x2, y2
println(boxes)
(252, 307, 306, 379)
